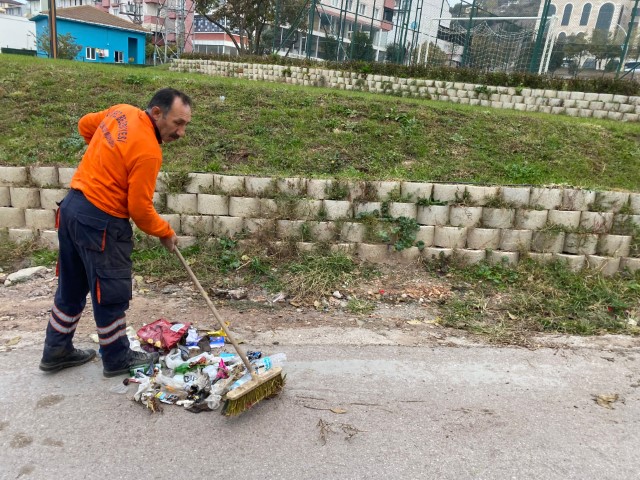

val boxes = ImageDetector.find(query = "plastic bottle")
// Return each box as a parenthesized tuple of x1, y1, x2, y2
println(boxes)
(253, 353, 287, 371)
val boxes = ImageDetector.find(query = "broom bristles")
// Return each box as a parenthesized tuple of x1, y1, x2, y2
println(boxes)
(222, 367, 285, 416)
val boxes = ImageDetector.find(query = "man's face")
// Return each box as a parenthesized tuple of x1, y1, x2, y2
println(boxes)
(151, 97, 191, 143)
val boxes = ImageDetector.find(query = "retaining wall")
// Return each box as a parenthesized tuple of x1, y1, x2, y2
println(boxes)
(170, 59, 640, 122)
(1, 166, 639, 275)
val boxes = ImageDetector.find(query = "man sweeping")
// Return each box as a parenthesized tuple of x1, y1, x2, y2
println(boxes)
(39, 88, 192, 377)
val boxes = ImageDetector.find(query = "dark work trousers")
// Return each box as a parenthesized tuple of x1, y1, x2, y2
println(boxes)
(42, 189, 134, 370)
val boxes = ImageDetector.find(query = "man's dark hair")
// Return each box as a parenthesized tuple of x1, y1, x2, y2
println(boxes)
(147, 88, 192, 115)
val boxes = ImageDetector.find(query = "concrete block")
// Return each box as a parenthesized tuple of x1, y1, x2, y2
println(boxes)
(155, 172, 169, 193)
(228, 197, 260, 218)
(391, 247, 422, 265)
(39, 230, 59, 250)
(564, 233, 598, 255)
(562, 189, 596, 211)
(417, 205, 449, 226)
(340, 222, 366, 243)
(25, 209, 55, 230)
(357, 243, 391, 264)
(531, 231, 565, 253)
(152, 192, 165, 211)
(8, 228, 35, 244)
(197, 194, 229, 216)
(292, 199, 323, 220)
(515, 209, 548, 230)
(159, 214, 181, 234)
(466, 228, 500, 250)
(0, 166, 28, 186)
(432, 184, 464, 204)
(487, 250, 519, 266)
(0, 187, 9, 206)
(0, 207, 25, 227)
(423, 247, 453, 261)
(465, 185, 498, 206)
(365, 181, 400, 201)
(167, 194, 198, 214)
(354, 202, 382, 217)
(181, 215, 214, 236)
(434, 226, 467, 248)
(307, 178, 330, 200)
(455, 249, 486, 266)
(499, 229, 532, 252)
(214, 174, 245, 195)
(579, 211, 614, 233)
(620, 257, 640, 273)
(529, 187, 563, 210)
(596, 234, 631, 257)
(585, 255, 620, 276)
(527, 252, 554, 264)
(213, 216, 244, 238)
(9, 187, 40, 208)
(547, 210, 581, 229)
(296, 242, 315, 253)
(553, 253, 586, 272)
(449, 206, 482, 227)
(401, 182, 433, 202)
(258, 198, 278, 218)
(330, 243, 357, 254)
(482, 208, 515, 228)
(276, 220, 305, 240)
(388, 202, 417, 219)
(595, 191, 629, 213)
(176, 235, 197, 248)
(323, 200, 352, 220)
(415, 226, 434, 246)
(185, 173, 214, 193)
(629, 193, 640, 214)
(310, 221, 337, 242)
(57, 167, 76, 188)
(244, 218, 276, 236)
(30, 166, 58, 187)
(245, 176, 277, 197)
(277, 177, 306, 196)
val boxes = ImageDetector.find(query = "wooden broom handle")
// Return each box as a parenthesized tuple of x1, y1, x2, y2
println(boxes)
(174, 248, 256, 379)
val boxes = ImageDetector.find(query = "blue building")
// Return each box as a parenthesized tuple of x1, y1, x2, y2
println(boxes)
(30, 5, 148, 64)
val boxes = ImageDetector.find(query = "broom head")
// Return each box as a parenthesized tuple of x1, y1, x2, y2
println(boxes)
(222, 367, 285, 416)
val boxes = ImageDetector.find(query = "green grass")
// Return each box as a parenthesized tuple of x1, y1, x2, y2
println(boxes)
(1, 54, 639, 191)
(435, 257, 640, 344)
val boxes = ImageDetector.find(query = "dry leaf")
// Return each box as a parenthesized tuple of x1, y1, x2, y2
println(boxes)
(330, 407, 347, 414)
(594, 394, 619, 409)
(5, 336, 20, 346)
(507, 312, 517, 320)
(407, 320, 422, 325)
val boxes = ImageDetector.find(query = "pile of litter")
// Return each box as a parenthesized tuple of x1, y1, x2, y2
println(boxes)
(110, 318, 285, 415)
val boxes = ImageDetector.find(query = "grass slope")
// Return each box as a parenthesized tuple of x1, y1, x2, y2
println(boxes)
(1, 55, 639, 191)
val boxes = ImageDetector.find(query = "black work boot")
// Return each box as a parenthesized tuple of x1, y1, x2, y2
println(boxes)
(39, 348, 97, 373)
(103, 350, 160, 378)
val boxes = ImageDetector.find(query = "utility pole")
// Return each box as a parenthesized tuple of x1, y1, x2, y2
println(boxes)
(47, 0, 57, 58)
(306, 0, 316, 58)
(616, 0, 639, 77)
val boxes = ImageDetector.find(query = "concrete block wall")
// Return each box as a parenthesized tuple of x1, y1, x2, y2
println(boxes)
(1, 166, 639, 275)
(171, 59, 640, 122)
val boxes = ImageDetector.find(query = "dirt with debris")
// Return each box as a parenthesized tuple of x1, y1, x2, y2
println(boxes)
(1, 267, 639, 353)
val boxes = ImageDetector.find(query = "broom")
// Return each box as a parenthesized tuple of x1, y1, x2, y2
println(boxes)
(175, 248, 285, 416)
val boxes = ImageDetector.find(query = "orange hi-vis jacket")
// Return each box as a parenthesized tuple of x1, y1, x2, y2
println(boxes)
(71, 104, 174, 239)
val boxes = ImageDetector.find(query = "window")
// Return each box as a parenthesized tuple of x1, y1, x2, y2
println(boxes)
(580, 4, 591, 25)
(346, 0, 353, 11)
(373, 7, 379, 19)
(86, 47, 96, 60)
(115, 51, 124, 63)
(331, 0, 338, 6)
(561, 4, 572, 26)
(358, 3, 365, 15)
(595, 3, 614, 31)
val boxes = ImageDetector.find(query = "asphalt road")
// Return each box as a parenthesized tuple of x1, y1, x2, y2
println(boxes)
(1, 335, 639, 480)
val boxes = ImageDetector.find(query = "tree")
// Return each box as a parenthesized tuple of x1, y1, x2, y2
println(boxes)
(36, 29, 82, 60)
(563, 32, 589, 77)
(589, 29, 621, 70)
(385, 42, 407, 63)
(193, 0, 307, 56)
(350, 31, 374, 61)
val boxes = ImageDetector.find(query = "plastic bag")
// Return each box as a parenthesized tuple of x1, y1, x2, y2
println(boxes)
(136, 319, 190, 351)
